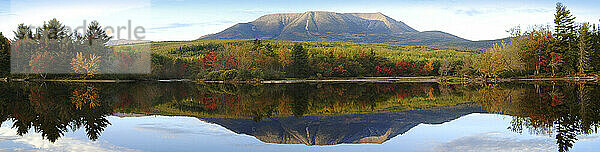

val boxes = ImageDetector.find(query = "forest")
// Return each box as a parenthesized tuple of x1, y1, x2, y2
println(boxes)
(0, 3, 598, 81)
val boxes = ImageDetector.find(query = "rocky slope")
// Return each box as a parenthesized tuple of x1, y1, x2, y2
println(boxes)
(198, 11, 505, 50)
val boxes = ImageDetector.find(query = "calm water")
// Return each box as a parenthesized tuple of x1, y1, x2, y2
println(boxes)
(0, 82, 599, 152)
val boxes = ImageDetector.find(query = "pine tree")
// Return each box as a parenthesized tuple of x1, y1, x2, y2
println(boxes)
(553, 2, 577, 74)
(577, 23, 593, 73)
(593, 23, 600, 72)
(13, 24, 33, 40)
(85, 21, 112, 45)
(41, 18, 69, 39)
(288, 44, 310, 78)
(0, 32, 10, 77)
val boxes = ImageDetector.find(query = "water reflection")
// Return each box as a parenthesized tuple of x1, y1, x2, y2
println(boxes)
(0, 83, 112, 142)
(473, 83, 600, 152)
(0, 82, 598, 151)
(201, 103, 483, 145)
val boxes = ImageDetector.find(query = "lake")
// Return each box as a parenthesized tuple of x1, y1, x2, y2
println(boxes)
(0, 82, 598, 152)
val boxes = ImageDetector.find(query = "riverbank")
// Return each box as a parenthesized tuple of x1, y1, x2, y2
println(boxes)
(1, 76, 599, 84)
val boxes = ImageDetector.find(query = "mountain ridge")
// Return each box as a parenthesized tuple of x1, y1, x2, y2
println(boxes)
(199, 11, 506, 50)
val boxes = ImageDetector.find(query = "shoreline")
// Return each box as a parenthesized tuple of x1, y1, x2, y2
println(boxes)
(1, 76, 598, 83)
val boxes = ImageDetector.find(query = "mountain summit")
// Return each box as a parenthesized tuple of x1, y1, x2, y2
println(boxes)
(199, 11, 505, 50)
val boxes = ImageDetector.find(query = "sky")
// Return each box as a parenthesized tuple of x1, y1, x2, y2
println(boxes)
(1, 0, 599, 41)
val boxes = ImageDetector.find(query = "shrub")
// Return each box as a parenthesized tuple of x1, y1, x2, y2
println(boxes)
(220, 69, 237, 80)
(204, 70, 224, 81)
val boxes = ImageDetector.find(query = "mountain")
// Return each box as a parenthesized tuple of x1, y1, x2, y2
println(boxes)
(105, 39, 151, 46)
(198, 11, 506, 50)
(199, 103, 485, 145)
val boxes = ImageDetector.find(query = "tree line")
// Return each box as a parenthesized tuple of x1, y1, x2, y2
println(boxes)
(465, 3, 600, 78)
(149, 39, 462, 80)
(2, 18, 148, 79)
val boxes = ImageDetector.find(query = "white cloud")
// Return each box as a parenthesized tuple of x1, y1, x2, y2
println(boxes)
(434, 132, 557, 152)
(0, 126, 140, 152)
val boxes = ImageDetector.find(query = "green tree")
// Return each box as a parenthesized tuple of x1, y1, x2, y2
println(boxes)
(41, 18, 69, 40)
(13, 24, 32, 40)
(577, 23, 593, 73)
(85, 21, 112, 45)
(0, 32, 10, 77)
(288, 44, 310, 78)
(592, 24, 600, 72)
(553, 2, 578, 74)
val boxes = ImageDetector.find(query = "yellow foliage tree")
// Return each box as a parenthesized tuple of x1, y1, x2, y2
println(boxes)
(473, 42, 511, 78)
(70, 52, 101, 76)
(423, 60, 435, 73)
(70, 86, 100, 110)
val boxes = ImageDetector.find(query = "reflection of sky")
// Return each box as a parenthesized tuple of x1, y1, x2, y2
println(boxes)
(0, 114, 600, 151)
(0, 122, 139, 151)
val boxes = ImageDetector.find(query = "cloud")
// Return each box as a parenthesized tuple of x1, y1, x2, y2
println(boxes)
(0, 11, 16, 16)
(577, 135, 599, 142)
(132, 119, 234, 137)
(239, 9, 273, 15)
(149, 23, 194, 30)
(455, 9, 484, 16)
(0, 126, 141, 152)
(435, 132, 557, 152)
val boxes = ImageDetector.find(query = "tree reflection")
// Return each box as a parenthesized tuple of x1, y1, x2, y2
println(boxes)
(474, 83, 600, 152)
(140, 83, 471, 121)
(0, 83, 112, 142)
(8, 80, 600, 151)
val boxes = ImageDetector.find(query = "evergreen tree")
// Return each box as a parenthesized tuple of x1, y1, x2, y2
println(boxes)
(0, 32, 10, 77)
(84, 21, 112, 45)
(41, 18, 69, 40)
(577, 23, 593, 73)
(593, 24, 600, 72)
(13, 24, 32, 40)
(553, 2, 577, 73)
(288, 44, 310, 78)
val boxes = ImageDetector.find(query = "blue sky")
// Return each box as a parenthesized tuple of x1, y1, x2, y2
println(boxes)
(1, 0, 599, 41)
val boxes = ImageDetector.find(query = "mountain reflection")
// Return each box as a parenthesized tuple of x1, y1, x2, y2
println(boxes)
(200, 103, 483, 145)
(0, 82, 599, 152)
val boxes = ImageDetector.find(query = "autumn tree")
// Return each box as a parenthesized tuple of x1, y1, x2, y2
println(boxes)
(522, 29, 556, 75)
(438, 59, 452, 76)
(473, 43, 505, 78)
(71, 52, 101, 76)
(501, 30, 527, 74)
(553, 2, 578, 74)
(549, 52, 564, 76)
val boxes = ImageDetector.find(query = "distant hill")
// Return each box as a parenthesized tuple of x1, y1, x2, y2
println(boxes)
(106, 39, 151, 46)
(198, 11, 507, 51)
